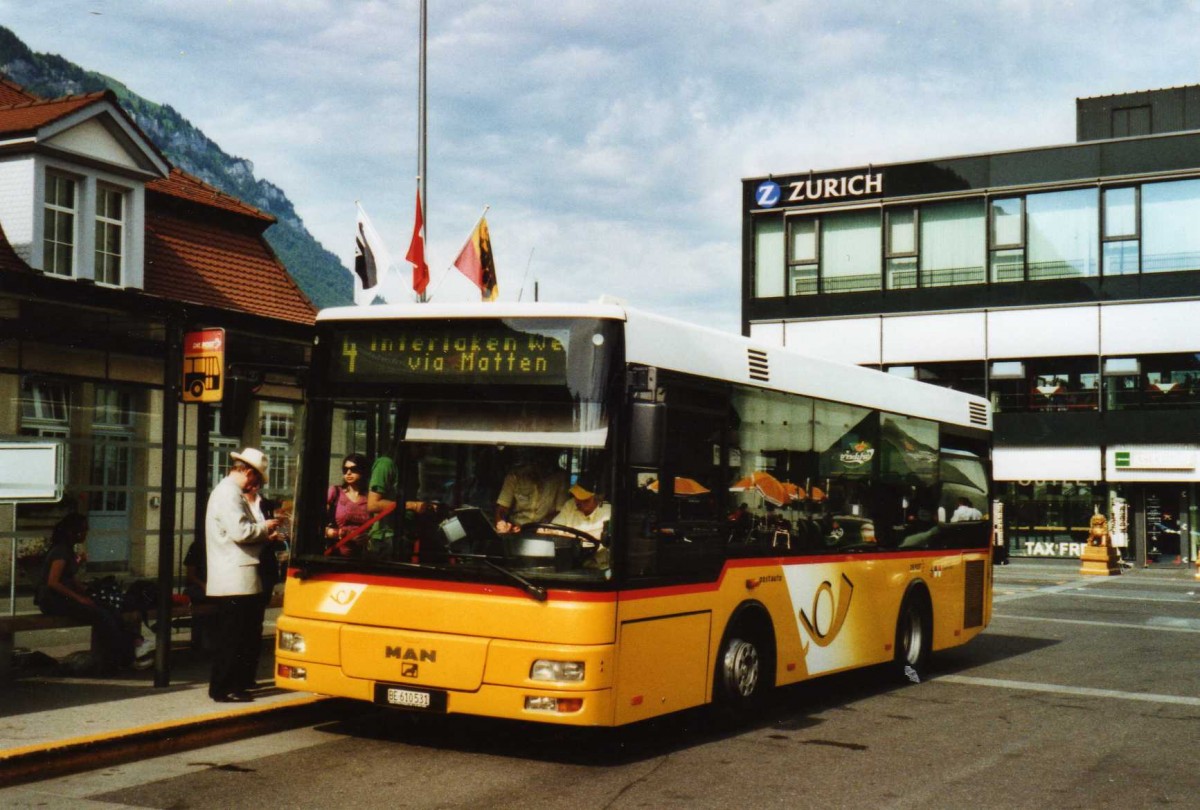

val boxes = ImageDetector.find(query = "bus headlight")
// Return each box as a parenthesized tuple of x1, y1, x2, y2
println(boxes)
(278, 630, 306, 654)
(530, 659, 584, 682)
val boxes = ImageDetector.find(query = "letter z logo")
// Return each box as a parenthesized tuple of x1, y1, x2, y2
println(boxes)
(755, 180, 781, 208)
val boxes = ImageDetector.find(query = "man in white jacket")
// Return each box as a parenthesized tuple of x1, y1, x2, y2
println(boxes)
(205, 448, 278, 703)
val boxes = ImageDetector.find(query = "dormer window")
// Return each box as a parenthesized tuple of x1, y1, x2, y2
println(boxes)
(95, 184, 124, 285)
(44, 171, 77, 276)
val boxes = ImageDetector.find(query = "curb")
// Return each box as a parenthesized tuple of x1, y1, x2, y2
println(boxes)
(0, 694, 341, 788)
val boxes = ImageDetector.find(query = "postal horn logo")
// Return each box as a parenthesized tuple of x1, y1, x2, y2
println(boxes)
(798, 573, 855, 649)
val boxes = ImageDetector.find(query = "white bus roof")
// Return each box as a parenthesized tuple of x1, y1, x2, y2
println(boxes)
(317, 299, 990, 432)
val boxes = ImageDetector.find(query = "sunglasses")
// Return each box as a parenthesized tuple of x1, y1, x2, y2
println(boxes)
(343, 465, 363, 474)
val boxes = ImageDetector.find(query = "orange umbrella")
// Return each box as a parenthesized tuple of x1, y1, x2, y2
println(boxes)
(729, 471, 788, 507)
(647, 477, 711, 496)
(782, 481, 804, 502)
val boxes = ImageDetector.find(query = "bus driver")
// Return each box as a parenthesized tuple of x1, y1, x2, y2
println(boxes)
(549, 476, 611, 540)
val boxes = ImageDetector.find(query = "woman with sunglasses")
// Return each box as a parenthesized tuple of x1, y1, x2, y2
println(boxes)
(324, 453, 372, 554)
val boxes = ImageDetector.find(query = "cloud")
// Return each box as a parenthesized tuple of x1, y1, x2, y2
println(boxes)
(5, 0, 1200, 337)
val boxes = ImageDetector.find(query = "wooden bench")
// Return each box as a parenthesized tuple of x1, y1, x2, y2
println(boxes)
(0, 592, 283, 678)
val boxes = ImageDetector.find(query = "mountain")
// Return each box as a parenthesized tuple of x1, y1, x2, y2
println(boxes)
(0, 25, 353, 310)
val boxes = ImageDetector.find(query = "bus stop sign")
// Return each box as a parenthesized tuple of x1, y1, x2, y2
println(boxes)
(182, 328, 225, 403)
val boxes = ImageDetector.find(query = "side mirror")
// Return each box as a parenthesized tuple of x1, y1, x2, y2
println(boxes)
(629, 401, 665, 468)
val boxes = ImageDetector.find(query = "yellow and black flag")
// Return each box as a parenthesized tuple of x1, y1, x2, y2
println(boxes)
(453, 217, 498, 301)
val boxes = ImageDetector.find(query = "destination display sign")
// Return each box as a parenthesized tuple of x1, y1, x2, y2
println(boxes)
(331, 322, 570, 385)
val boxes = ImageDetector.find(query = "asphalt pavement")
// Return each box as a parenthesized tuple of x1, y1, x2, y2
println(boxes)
(0, 556, 1195, 788)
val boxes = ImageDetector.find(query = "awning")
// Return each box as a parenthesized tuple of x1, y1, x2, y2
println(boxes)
(993, 447, 1102, 482)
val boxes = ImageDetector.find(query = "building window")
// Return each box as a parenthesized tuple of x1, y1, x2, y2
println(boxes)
(919, 199, 985, 287)
(887, 361, 986, 398)
(207, 406, 240, 489)
(989, 197, 1024, 283)
(1025, 188, 1098, 281)
(885, 208, 918, 289)
(1104, 353, 1200, 410)
(261, 403, 299, 495)
(820, 209, 880, 294)
(43, 171, 77, 276)
(989, 357, 1098, 413)
(999, 481, 1102, 559)
(787, 217, 818, 296)
(1111, 105, 1150, 138)
(20, 377, 70, 425)
(753, 217, 785, 298)
(95, 185, 125, 285)
(91, 386, 136, 513)
(1142, 178, 1200, 274)
(1102, 187, 1140, 275)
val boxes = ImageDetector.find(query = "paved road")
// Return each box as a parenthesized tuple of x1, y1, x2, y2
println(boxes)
(5, 568, 1199, 809)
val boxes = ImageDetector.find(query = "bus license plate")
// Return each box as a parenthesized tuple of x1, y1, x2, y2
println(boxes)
(387, 688, 430, 708)
(373, 683, 447, 712)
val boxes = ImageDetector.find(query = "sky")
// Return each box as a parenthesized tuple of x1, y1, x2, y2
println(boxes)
(2, 1, 1198, 333)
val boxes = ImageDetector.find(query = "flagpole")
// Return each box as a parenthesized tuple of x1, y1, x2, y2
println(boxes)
(417, 0, 428, 302)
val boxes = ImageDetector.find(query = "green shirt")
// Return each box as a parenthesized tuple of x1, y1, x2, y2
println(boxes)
(367, 456, 399, 551)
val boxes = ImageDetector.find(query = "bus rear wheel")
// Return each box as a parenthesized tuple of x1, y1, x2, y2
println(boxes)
(894, 593, 931, 683)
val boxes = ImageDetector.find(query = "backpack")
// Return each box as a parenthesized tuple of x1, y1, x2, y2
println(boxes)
(122, 579, 160, 626)
(86, 576, 124, 612)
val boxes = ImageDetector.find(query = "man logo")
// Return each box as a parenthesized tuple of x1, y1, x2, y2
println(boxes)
(401, 663, 418, 678)
(798, 573, 854, 649)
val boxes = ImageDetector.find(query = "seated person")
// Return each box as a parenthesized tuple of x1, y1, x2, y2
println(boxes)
(547, 476, 611, 568)
(950, 497, 983, 522)
(727, 502, 752, 540)
(37, 514, 153, 671)
(549, 476, 611, 539)
(183, 539, 215, 652)
(494, 448, 569, 533)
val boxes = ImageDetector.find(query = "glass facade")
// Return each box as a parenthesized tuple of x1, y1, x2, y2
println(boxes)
(744, 118, 1200, 566)
(751, 177, 1200, 298)
(9, 371, 302, 576)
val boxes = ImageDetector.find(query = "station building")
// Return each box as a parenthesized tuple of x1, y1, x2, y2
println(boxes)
(0, 76, 316, 591)
(742, 85, 1200, 565)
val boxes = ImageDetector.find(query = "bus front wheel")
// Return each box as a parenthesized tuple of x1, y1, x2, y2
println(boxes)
(894, 592, 932, 683)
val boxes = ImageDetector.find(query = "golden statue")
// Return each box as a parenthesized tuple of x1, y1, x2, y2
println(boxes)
(1080, 512, 1120, 576)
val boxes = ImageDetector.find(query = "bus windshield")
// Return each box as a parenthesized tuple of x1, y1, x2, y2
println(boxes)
(298, 317, 620, 588)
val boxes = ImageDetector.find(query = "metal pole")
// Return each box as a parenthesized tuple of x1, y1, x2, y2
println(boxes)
(155, 319, 183, 686)
(7, 510, 15, 617)
(417, 0, 428, 302)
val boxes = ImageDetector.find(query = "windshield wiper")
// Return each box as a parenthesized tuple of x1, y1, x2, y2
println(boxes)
(457, 555, 546, 601)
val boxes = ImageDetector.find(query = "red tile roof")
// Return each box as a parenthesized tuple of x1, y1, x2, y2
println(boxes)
(0, 76, 36, 106)
(144, 183, 316, 325)
(146, 168, 274, 223)
(0, 91, 108, 137)
(0, 76, 315, 325)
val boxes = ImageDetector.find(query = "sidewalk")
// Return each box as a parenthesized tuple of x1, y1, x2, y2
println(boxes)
(0, 608, 326, 786)
(1, 556, 1196, 786)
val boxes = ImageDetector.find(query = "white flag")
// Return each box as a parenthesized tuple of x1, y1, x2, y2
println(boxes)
(354, 202, 394, 305)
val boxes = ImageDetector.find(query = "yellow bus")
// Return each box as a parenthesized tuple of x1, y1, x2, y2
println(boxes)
(275, 300, 993, 726)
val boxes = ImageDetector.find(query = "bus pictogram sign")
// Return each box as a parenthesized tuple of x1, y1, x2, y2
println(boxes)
(182, 328, 225, 403)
